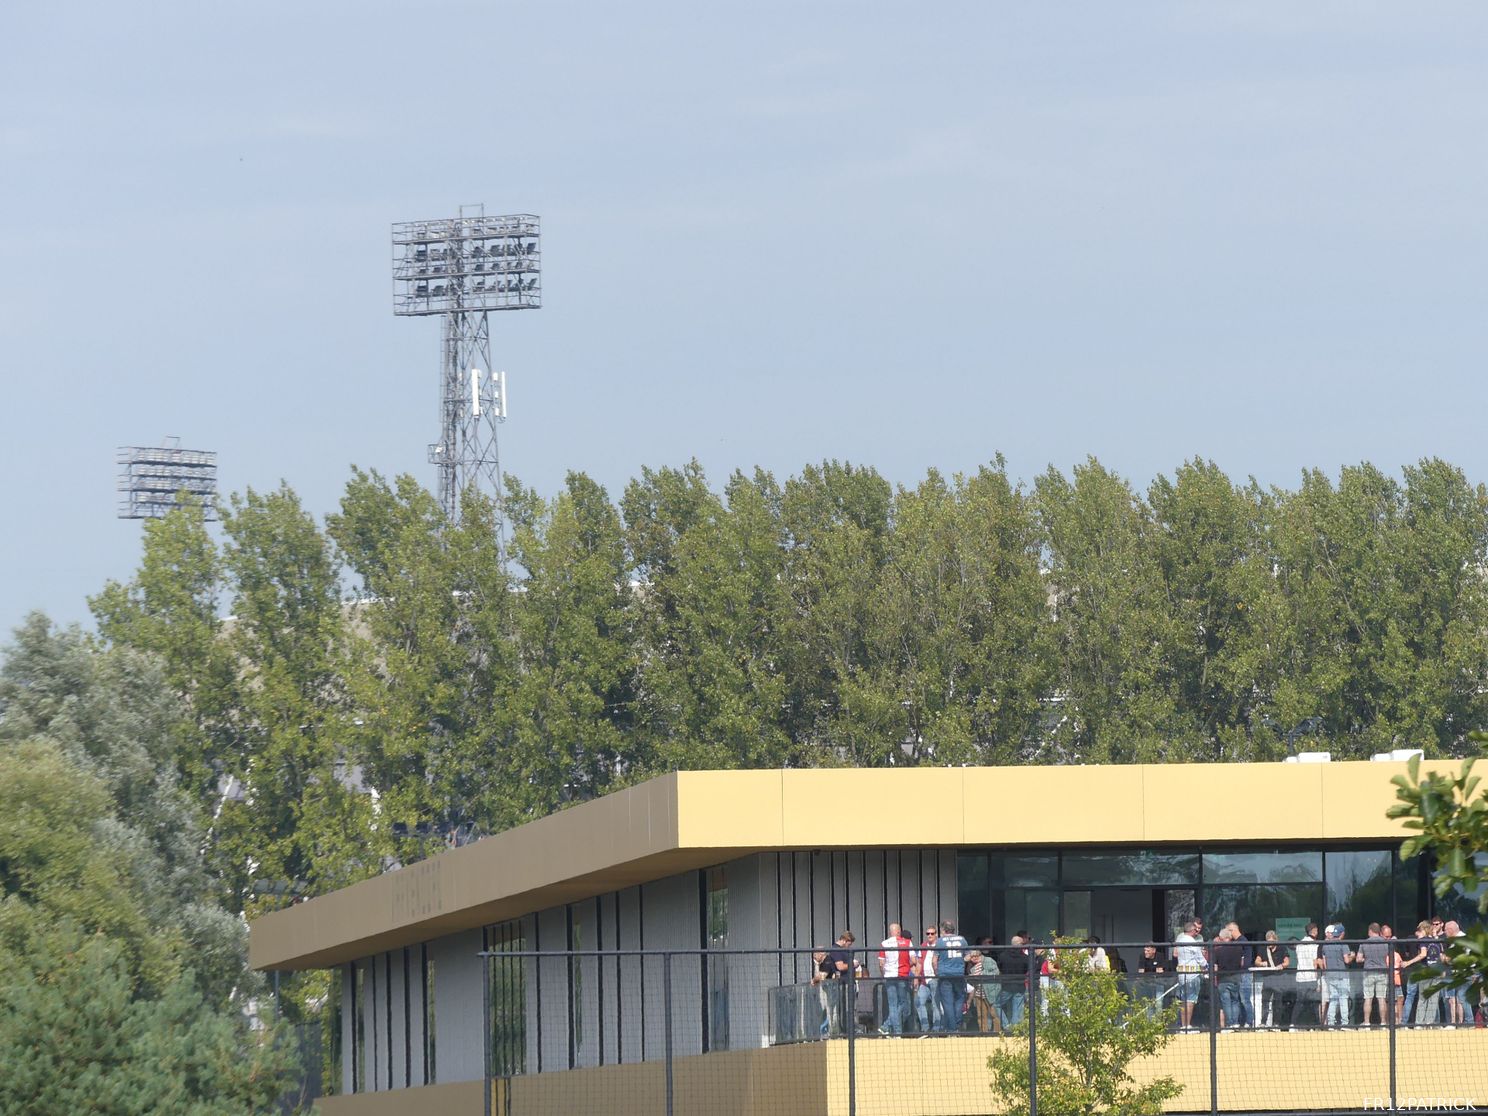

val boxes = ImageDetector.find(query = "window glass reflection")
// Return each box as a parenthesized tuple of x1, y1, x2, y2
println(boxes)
(1324, 850, 1391, 932)
(998, 856, 1058, 887)
(1062, 851, 1199, 887)
(1202, 850, 1322, 884)
(1202, 884, 1325, 938)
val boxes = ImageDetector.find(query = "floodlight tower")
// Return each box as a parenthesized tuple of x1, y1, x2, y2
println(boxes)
(392, 206, 540, 523)
(116, 437, 218, 520)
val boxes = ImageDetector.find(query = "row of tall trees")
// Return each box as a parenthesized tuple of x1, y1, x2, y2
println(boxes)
(86, 456, 1488, 907)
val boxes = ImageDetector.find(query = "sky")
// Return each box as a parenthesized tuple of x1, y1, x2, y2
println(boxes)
(3, 2, 1487, 635)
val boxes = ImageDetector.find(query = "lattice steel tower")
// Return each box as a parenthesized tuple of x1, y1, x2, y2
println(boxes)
(393, 207, 540, 522)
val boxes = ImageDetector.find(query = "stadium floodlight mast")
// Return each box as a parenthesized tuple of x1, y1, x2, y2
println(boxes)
(392, 205, 540, 524)
(116, 437, 218, 520)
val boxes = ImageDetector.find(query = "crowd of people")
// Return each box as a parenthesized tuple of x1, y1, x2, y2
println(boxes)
(804, 915, 1481, 1037)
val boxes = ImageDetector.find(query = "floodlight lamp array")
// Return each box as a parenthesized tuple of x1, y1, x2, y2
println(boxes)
(393, 213, 540, 316)
(116, 445, 218, 520)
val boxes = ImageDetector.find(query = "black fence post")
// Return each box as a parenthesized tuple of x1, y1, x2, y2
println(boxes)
(1208, 963, 1218, 1116)
(1388, 962, 1398, 1113)
(1027, 950, 1038, 1116)
(663, 951, 674, 1116)
(481, 953, 492, 1116)
(846, 964, 857, 1116)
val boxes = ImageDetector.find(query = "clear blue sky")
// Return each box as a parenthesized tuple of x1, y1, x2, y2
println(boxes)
(3, 2, 1486, 635)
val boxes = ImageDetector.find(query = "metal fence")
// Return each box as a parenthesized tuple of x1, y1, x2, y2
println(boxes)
(477, 939, 1486, 1116)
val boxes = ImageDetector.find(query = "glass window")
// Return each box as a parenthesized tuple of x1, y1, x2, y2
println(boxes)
(1324, 850, 1392, 933)
(1395, 853, 1427, 931)
(1002, 889, 1060, 941)
(1062, 851, 1199, 887)
(707, 868, 729, 1050)
(1064, 891, 1092, 938)
(1202, 850, 1323, 884)
(997, 855, 1058, 887)
(1202, 883, 1324, 939)
(957, 854, 990, 942)
(1432, 853, 1487, 930)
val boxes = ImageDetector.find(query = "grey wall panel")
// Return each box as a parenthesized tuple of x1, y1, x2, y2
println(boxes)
(533, 907, 569, 1073)
(572, 897, 601, 1069)
(389, 950, 407, 1089)
(717, 855, 773, 1052)
(791, 852, 811, 982)
(616, 888, 642, 1065)
(862, 851, 886, 954)
(642, 872, 702, 1058)
(427, 928, 484, 1083)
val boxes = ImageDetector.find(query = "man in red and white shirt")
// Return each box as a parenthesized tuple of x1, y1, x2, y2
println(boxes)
(877, 923, 917, 1035)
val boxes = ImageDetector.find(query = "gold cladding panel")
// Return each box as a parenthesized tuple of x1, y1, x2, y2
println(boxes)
(780, 767, 965, 846)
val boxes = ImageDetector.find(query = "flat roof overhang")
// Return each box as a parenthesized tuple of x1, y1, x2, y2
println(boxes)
(249, 760, 1431, 972)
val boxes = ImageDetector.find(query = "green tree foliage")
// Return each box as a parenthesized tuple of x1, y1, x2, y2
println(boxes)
(1037, 458, 1182, 762)
(215, 484, 371, 903)
(90, 501, 239, 810)
(989, 945, 1182, 1116)
(91, 455, 1488, 887)
(0, 622, 298, 1113)
(632, 469, 793, 769)
(1273, 462, 1488, 756)
(328, 471, 515, 840)
(1389, 747, 1488, 993)
(504, 471, 634, 819)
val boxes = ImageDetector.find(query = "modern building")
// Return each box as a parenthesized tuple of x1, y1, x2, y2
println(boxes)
(249, 760, 1485, 1115)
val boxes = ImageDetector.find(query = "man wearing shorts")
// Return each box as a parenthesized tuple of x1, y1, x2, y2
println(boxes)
(1173, 920, 1205, 1030)
(1359, 923, 1390, 1027)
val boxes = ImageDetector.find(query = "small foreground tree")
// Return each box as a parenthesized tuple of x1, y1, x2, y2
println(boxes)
(1388, 743, 1488, 994)
(989, 943, 1183, 1116)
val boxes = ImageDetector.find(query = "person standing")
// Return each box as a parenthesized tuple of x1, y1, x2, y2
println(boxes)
(1173, 920, 1206, 1031)
(935, 920, 970, 1033)
(1444, 920, 1469, 1026)
(1319, 924, 1355, 1029)
(1419, 920, 1446, 1027)
(1212, 927, 1245, 1028)
(1359, 923, 1391, 1027)
(811, 948, 843, 1036)
(1398, 921, 1432, 1026)
(1252, 930, 1290, 1028)
(998, 933, 1030, 1028)
(876, 922, 916, 1036)
(1290, 923, 1323, 1029)
(1225, 922, 1255, 1027)
(913, 924, 940, 1035)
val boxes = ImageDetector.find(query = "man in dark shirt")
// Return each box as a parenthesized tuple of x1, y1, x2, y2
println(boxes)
(1212, 928, 1246, 1028)
(1319, 924, 1355, 1029)
(828, 931, 855, 982)
(998, 932, 1030, 1028)
(1226, 922, 1255, 1027)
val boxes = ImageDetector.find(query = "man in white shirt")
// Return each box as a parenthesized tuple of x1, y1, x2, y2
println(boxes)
(1290, 923, 1323, 1029)
(876, 922, 916, 1036)
(1173, 920, 1206, 1030)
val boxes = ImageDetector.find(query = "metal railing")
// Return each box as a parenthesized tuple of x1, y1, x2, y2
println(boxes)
(463, 939, 1484, 1116)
